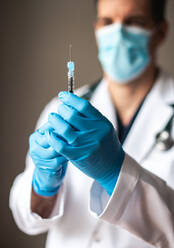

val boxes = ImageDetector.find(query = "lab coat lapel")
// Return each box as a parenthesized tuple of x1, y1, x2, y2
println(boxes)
(123, 71, 174, 163)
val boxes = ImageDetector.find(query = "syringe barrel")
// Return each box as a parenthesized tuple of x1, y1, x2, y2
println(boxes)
(68, 73, 74, 93)
(67, 61, 75, 93)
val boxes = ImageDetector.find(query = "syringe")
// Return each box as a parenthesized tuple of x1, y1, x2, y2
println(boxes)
(67, 45, 75, 93)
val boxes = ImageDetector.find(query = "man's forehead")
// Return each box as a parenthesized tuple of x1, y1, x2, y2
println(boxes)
(97, 0, 151, 17)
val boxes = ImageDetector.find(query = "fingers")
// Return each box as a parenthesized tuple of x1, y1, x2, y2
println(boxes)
(37, 122, 53, 135)
(48, 131, 82, 161)
(32, 156, 67, 171)
(58, 91, 103, 120)
(30, 91, 104, 164)
(29, 137, 58, 159)
(29, 130, 68, 170)
(31, 130, 50, 148)
(57, 103, 100, 131)
(48, 112, 79, 144)
(48, 131, 98, 161)
(47, 131, 69, 157)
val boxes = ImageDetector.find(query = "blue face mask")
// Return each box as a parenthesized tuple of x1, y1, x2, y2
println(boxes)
(95, 23, 152, 84)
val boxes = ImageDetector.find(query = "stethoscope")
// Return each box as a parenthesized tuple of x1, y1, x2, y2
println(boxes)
(140, 104, 174, 163)
(155, 105, 174, 151)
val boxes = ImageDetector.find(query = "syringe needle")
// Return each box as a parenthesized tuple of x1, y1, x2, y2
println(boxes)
(69, 44, 72, 61)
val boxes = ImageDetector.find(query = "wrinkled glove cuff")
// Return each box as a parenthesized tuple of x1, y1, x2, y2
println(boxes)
(32, 178, 61, 197)
(32, 166, 66, 197)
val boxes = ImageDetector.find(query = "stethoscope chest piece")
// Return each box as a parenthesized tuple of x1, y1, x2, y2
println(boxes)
(156, 130, 174, 151)
(155, 108, 174, 152)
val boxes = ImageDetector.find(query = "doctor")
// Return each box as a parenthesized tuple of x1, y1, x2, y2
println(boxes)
(10, 0, 174, 247)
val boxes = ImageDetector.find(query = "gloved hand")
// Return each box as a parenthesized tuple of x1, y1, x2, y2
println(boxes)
(47, 91, 125, 196)
(29, 123, 68, 197)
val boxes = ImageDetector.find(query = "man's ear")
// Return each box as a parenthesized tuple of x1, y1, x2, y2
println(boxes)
(154, 20, 169, 47)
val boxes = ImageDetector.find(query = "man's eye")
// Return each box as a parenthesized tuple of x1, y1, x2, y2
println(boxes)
(125, 19, 146, 27)
(95, 18, 113, 28)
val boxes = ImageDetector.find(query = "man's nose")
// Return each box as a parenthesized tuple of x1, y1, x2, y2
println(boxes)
(112, 17, 125, 25)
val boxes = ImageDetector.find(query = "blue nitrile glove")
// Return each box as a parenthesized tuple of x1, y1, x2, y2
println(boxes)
(47, 91, 125, 196)
(29, 123, 68, 197)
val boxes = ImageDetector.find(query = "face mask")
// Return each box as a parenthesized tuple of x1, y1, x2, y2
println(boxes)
(95, 23, 152, 84)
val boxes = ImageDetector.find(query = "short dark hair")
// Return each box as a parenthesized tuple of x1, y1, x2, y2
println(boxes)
(93, 0, 167, 24)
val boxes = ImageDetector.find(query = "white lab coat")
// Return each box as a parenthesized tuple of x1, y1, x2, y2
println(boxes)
(9, 70, 174, 248)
